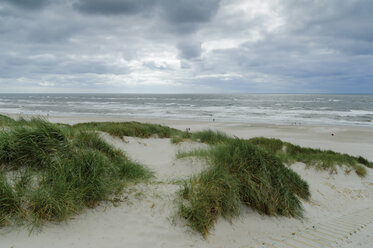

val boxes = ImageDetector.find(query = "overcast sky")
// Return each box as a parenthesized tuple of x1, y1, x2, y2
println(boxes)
(0, 0, 372, 93)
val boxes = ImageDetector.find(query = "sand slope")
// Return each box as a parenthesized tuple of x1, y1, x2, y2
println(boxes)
(2, 133, 372, 248)
(1, 117, 373, 248)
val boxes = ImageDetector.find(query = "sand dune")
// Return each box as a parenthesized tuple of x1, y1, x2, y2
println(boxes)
(1, 116, 373, 248)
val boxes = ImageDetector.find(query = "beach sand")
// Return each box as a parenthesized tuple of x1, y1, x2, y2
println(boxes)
(1, 115, 373, 248)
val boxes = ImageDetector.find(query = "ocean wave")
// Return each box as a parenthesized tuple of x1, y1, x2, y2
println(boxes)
(0, 94, 372, 127)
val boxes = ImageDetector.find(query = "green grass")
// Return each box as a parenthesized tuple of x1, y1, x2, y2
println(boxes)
(178, 130, 372, 236)
(0, 116, 152, 229)
(73, 121, 183, 139)
(0, 114, 17, 127)
(1, 116, 371, 235)
(172, 129, 230, 145)
(191, 130, 231, 145)
(171, 131, 192, 144)
(176, 148, 211, 160)
(249, 137, 370, 176)
(0, 120, 69, 170)
(0, 171, 20, 226)
(179, 165, 241, 236)
(179, 138, 310, 236)
(176, 130, 371, 176)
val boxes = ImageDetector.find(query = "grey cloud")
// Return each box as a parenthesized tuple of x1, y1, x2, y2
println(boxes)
(72, 0, 221, 34)
(27, 24, 79, 44)
(160, 0, 221, 34)
(73, 0, 220, 23)
(0, 52, 130, 79)
(279, 0, 373, 44)
(3, 0, 51, 10)
(161, 0, 220, 24)
(73, 0, 155, 15)
(143, 61, 170, 70)
(0, 0, 372, 93)
(177, 40, 201, 59)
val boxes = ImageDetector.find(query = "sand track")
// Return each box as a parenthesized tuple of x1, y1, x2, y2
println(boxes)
(260, 207, 373, 248)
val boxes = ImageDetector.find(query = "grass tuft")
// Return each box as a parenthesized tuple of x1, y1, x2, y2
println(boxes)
(73, 121, 182, 139)
(213, 139, 310, 214)
(0, 171, 20, 226)
(179, 138, 310, 236)
(176, 148, 212, 160)
(249, 137, 370, 177)
(179, 165, 240, 237)
(178, 131, 372, 236)
(0, 114, 17, 127)
(191, 130, 231, 145)
(171, 132, 192, 144)
(0, 120, 69, 170)
(0, 116, 152, 229)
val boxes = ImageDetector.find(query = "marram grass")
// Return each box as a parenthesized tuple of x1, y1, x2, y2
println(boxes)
(182, 130, 371, 176)
(73, 121, 183, 139)
(179, 165, 241, 236)
(179, 138, 310, 236)
(0, 116, 152, 229)
(0, 114, 17, 127)
(249, 137, 370, 176)
(178, 130, 372, 236)
(1, 116, 371, 235)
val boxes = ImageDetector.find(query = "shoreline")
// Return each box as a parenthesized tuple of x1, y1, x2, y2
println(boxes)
(2, 111, 373, 129)
(3, 112, 373, 129)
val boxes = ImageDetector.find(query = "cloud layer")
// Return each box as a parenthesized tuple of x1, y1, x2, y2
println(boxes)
(0, 0, 372, 93)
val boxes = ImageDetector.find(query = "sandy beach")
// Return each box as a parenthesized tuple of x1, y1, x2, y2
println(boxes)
(43, 114, 373, 161)
(1, 114, 373, 248)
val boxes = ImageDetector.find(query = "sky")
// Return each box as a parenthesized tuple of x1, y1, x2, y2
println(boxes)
(0, 0, 372, 94)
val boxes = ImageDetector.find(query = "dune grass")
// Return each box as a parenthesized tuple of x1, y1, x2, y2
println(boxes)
(0, 171, 20, 226)
(249, 137, 370, 176)
(0, 114, 17, 127)
(190, 130, 230, 144)
(179, 165, 241, 236)
(171, 131, 192, 144)
(0, 117, 152, 229)
(176, 148, 211, 160)
(172, 129, 229, 145)
(74, 121, 183, 139)
(178, 130, 371, 236)
(179, 138, 310, 236)
(1, 115, 371, 234)
(181, 130, 371, 176)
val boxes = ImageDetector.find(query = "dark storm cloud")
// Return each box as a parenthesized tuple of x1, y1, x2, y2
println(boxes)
(73, 0, 220, 33)
(3, 0, 51, 10)
(73, 0, 220, 22)
(160, 0, 221, 34)
(73, 0, 155, 15)
(0, 0, 372, 93)
(161, 0, 220, 24)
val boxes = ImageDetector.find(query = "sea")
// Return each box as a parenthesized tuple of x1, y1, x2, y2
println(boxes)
(0, 94, 372, 127)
